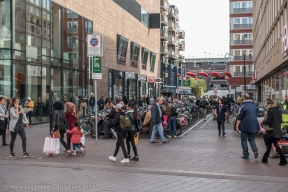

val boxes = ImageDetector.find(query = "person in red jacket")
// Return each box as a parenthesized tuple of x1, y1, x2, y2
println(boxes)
(65, 102, 78, 149)
(66, 121, 85, 155)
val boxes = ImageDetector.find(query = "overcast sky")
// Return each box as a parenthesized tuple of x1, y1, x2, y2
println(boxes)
(169, 0, 229, 59)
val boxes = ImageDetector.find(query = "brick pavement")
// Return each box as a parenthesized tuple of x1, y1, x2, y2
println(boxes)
(1, 164, 288, 192)
(1, 115, 288, 190)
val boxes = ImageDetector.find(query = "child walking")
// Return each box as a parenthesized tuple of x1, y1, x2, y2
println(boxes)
(66, 121, 85, 155)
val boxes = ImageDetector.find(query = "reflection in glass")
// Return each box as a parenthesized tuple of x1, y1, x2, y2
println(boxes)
(13, 61, 26, 103)
(0, 60, 11, 97)
(0, 0, 11, 48)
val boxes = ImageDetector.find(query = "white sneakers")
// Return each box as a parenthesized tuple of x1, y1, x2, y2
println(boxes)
(109, 156, 129, 163)
(109, 156, 116, 162)
(120, 158, 129, 163)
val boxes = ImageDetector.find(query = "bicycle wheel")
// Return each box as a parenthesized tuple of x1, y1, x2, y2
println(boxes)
(80, 122, 92, 136)
(176, 122, 182, 136)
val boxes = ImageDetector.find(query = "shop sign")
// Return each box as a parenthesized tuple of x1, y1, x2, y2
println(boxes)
(165, 73, 168, 77)
(147, 76, 155, 83)
(126, 72, 135, 79)
(87, 34, 103, 56)
(138, 75, 146, 81)
(91, 56, 102, 79)
(183, 80, 190, 87)
(155, 78, 162, 83)
(178, 87, 183, 91)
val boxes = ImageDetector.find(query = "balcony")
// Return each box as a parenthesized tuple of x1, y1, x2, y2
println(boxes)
(161, 29, 168, 41)
(233, 40, 252, 45)
(161, 0, 169, 12)
(176, 25, 180, 33)
(168, 50, 178, 60)
(179, 55, 185, 63)
(161, 44, 168, 55)
(179, 30, 185, 39)
(168, 22, 176, 32)
(161, 15, 168, 26)
(233, 55, 252, 60)
(233, 72, 253, 77)
(233, 24, 252, 29)
(168, 6, 176, 18)
(178, 41, 185, 51)
(168, 36, 177, 46)
(232, 8, 252, 14)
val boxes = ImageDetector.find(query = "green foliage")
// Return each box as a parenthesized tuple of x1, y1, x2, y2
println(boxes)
(189, 78, 207, 96)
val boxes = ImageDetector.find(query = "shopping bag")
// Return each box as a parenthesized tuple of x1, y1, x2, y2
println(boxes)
(43, 135, 59, 154)
(162, 115, 168, 127)
(56, 138, 60, 154)
(80, 135, 85, 145)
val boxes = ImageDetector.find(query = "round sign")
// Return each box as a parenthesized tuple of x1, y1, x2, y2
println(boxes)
(90, 37, 99, 47)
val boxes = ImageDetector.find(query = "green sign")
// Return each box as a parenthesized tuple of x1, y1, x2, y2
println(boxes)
(91, 56, 102, 79)
(183, 80, 190, 87)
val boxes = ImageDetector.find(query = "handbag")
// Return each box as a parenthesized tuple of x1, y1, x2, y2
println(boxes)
(53, 111, 61, 138)
(134, 133, 139, 145)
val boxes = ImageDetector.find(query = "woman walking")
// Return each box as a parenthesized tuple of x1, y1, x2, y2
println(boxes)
(214, 98, 228, 136)
(262, 99, 287, 166)
(9, 97, 30, 158)
(65, 102, 78, 150)
(126, 103, 139, 161)
(51, 101, 71, 156)
(109, 104, 130, 163)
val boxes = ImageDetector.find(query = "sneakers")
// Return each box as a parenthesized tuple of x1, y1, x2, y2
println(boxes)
(23, 152, 31, 158)
(80, 147, 85, 154)
(120, 158, 129, 163)
(9, 153, 16, 157)
(167, 135, 172, 138)
(130, 156, 139, 161)
(173, 135, 177, 138)
(72, 150, 76, 156)
(109, 156, 116, 162)
(223, 133, 226, 137)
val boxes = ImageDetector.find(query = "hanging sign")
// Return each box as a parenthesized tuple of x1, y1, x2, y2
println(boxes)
(126, 72, 135, 79)
(138, 75, 146, 81)
(147, 76, 155, 83)
(91, 56, 102, 79)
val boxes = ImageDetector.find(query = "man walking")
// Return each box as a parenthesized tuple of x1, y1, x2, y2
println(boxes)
(200, 97, 208, 120)
(89, 93, 95, 114)
(150, 97, 169, 143)
(236, 93, 259, 159)
(97, 96, 105, 111)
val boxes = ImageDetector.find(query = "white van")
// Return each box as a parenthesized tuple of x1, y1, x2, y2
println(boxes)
(201, 90, 235, 99)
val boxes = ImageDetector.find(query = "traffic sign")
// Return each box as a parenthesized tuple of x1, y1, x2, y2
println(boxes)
(91, 56, 102, 79)
(87, 34, 103, 56)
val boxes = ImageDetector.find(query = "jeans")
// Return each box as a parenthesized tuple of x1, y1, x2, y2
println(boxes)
(0, 120, 7, 144)
(217, 121, 225, 135)
(10, 125, 27, 153)
(150, 123, 166, 142)
(202, 108, 207, 118)
(73, 143, 81, 150)
(113, 131, 128, 158)
(263, 138, 287, 163)
(104, 120, 112, 138)
(89, 106, 95, 114)
(241, 132, 258, 158)
(126, 130, 138, 156)
(26, 111, 32, 125)
(168, 116, 177, 136)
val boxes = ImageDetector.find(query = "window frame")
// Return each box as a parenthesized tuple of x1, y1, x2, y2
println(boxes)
(150, 52, 156, 72)
(130, 42, 140, 68)
(117, 35, 129, 65)
(141, 47, 149, 70)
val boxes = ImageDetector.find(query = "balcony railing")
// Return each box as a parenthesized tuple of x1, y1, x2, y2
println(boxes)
(168, 22, 175, 30)
(68, 28, 78, 33)
(232, 8, 252, 13)
(161, 29, 168, 40)
(161, 46, 168, 54)
(179, 30, 185, 39)
(233, 72, 253, 77)
(161, 15, 168, 25)
(233, 55, 253, 60)
(233, 24, 252, 29)
(169, 7, 175, 16)
(233, 40, 252, 45)
(161, 0, 169, 11)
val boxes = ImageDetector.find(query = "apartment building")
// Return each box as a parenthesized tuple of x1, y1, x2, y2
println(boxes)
(160, 0, 185, 96)
(229, 0, 254, 92)
(0, 0, 160, 123)
(253, 0, 288, 102)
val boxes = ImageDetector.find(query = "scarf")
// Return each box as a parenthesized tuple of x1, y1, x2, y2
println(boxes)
(65, 102, 78, 118)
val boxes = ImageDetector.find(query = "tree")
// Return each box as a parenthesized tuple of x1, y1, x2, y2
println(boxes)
(189, 78, 207, 97)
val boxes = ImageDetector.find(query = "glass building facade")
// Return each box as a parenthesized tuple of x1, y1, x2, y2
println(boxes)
(0, 0, 93, 123)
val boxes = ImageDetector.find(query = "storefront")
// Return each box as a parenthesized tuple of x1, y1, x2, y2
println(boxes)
(0, 0, 93, 123)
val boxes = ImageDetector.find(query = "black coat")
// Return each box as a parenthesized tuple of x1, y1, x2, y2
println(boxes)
(151, 104, 162, 125)
(263, 107, 282, 139)
(106, 108, 116, 119)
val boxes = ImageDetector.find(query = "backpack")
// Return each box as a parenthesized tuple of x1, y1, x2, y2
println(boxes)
(119, 114, 131, 132)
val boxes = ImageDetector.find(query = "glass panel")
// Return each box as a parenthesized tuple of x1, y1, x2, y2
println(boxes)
(141, 7, 149, 27)
(26, 22, 42, 62)
(0, 0, 11, 48)
(13, 60, 26, 104)
(13, 0, 26, 51)
(51, 3, 62, 58)
(63, 68, 73, 103)
(72, 70, 79, 108)
(117, 38, 128, 64)
(51, 66, 62, 104)
(129, 80, 136, 99)
(0, 60, 11, 98)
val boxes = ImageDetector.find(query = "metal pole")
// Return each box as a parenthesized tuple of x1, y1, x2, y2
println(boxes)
(244, 54, 246, 93)
(94, 80, 98, 144)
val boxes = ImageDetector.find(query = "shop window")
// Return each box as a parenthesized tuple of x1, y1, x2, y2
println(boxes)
(150, 52, 156, 72)
(130, 42, 140, 68)
(142, 48, 149, 70)
(117, 35, 129, 64)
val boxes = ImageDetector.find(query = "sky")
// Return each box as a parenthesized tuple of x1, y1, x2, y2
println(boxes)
(168, 0, 229, 59)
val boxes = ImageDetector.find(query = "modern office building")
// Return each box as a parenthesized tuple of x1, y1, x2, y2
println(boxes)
(253, 0, 288, 102)
(229, 0, 254, 92)
(0, 0, 160, 123)
(160, 0, 185, 96)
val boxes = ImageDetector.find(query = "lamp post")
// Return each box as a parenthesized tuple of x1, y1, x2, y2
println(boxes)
(244, 54, 246, 93)
(234, 83, 236, 99)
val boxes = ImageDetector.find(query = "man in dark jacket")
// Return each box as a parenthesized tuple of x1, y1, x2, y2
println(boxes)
(89, 93, 95, 114)
(103, 102, 116, 139)
(236, 94, 259, 159)
(150, 97, 169, 143)
(97, 96, 105, 111)
(200, 97, 208, 120)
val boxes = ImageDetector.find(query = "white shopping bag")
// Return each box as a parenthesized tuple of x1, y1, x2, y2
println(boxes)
(43, 136, 58, 154)
(80, 135, 85, 145)
(56, 138, 60, 154)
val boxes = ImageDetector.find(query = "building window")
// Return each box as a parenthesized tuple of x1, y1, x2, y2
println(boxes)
(67, 21, 78, 33)
(67, 10, 78, 18)
(85, 21, 93, 33)
(231, 17, 252, 29)
(141, 7, 149, 27)
(150, 52, 156, 72)
(68, 37, 78, 48)
(109, 71, 113, 98)
(117, 35, 129, 64)
(142, 48, 149, 70)
(130, 42, 140, 68)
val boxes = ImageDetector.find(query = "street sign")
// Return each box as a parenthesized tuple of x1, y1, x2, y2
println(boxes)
(138, 75, 146, 81)
(147, 76, 155, 83)
(126, 72, 135, 79)
(87, 34, 103, 56)
(91, 56, 102, 79)
(155, 78, 162, 83)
